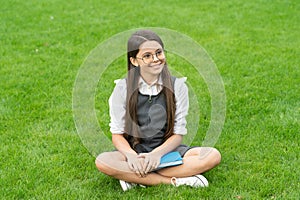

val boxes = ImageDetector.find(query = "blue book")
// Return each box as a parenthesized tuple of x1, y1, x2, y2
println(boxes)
(155, 151, 183, 170)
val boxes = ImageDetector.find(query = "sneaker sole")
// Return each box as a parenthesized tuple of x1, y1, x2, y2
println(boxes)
(119, 180, 131, 191)
(194, 175, 209, 187)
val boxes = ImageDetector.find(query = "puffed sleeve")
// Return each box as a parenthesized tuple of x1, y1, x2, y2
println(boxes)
(108, 79, 127, 134)
(173, 77, 189, 135)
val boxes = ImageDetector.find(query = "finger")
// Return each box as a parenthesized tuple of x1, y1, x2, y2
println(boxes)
(145, 159, 154, 172)
(131, 163, 141, 177)
(127, 162, 134, 171)
(142, 158, 150, 173)
(142, 157, 150, 171)
(140, 162, 148, 177)
(152, 162, 159, 170)
(138, 167, 147, 177)
(145, 161, 153, 173)
(135, 169, 142, 177)
(136, 161, 145, 177)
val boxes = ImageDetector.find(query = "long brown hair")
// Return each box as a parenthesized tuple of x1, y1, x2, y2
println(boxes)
(125, 30, 176, 148)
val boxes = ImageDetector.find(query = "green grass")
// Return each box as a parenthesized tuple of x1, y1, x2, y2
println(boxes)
(1, 0, 299, 199)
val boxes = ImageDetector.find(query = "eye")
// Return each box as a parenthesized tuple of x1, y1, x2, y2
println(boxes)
(143, 54, 152, 59)
(156, 50, 162, 55)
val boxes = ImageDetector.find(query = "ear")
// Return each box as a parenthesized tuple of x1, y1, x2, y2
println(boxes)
(130, 57, 139, 67)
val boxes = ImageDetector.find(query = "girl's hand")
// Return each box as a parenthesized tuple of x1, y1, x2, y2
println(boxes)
(138, 152, 161, 174)
(125, 153, 146, 177)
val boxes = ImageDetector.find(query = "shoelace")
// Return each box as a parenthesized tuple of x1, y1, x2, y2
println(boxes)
(185, 178, 196, 187)
(171, 176, 199, 187)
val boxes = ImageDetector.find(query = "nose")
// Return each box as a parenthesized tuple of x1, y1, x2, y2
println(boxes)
(153, 54, 159, 62)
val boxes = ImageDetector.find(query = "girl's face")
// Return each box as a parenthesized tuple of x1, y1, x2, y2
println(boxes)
(130, 40, 165, 80)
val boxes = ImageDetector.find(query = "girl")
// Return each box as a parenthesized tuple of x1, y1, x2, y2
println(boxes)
(95, 30, 221, 191)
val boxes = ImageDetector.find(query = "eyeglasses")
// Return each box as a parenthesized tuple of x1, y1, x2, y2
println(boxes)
(136, 49, 165, 64)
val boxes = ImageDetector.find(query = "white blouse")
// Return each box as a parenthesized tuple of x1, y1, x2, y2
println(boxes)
(108, 76, 189, 135)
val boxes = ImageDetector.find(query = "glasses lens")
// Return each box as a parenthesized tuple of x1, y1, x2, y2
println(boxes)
(141, 50, 165, 64)
(142, 54, 152, 64)
(156, 50, 164, 59)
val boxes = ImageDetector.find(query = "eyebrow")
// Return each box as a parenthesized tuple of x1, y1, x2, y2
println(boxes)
(141, 48, 162, 56)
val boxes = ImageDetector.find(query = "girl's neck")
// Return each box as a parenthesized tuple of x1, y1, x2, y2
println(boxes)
(140, 74, 159, 85)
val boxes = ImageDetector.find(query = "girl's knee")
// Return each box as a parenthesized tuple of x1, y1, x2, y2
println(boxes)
(95, 152, 123, 176)
(198, 147, 221, 172)
(95, 153, 113, 175)
(210, 147, 221, 166)
(198, 147, 221, 168)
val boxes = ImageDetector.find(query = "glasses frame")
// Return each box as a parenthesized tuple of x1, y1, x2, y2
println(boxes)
(136, 49, 165, 64)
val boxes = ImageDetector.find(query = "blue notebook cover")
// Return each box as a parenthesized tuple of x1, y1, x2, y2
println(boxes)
(155, 151, 183, 170)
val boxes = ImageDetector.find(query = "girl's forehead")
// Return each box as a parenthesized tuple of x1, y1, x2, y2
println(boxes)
(139, 40, 162, 52)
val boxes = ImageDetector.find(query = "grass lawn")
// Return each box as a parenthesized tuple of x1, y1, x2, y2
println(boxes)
(1, 0, 299, 199)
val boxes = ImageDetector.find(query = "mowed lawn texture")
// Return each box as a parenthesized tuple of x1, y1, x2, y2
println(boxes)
(0, 0, 299, 199)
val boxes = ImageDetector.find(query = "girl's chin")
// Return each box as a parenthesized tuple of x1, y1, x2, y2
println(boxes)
(150, 63, 164, 70)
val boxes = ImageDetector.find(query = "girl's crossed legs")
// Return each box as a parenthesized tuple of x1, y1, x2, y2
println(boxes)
(95, 147, 221, 186)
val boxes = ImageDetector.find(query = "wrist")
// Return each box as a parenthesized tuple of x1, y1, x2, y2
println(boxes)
(124, 151, 137, 157)
(150, 150, 164, 157)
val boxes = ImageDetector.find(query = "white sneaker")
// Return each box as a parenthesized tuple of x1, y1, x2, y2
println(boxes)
(119, 180, 135, 191)
(119, 180, 146, 192)
(171, 174, 209, 188)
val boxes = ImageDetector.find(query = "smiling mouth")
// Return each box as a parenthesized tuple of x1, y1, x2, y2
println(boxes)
(150, 63, 163, 67)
